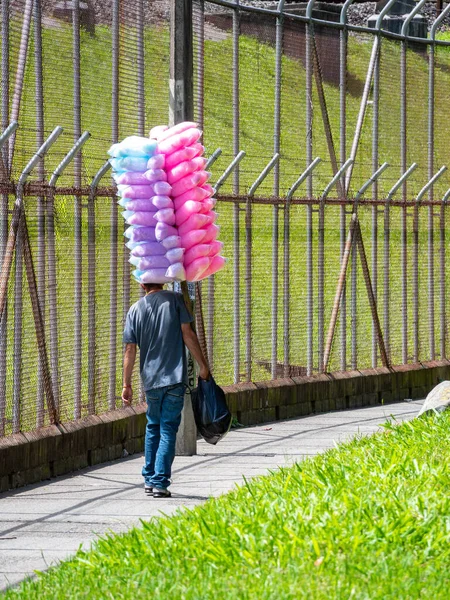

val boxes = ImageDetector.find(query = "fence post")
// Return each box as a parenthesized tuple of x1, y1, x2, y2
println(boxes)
(232, 2, 240, 384)
(170, 0, 196, 456)
(431, 6, 450, 361)
(339, 0, 354, 372)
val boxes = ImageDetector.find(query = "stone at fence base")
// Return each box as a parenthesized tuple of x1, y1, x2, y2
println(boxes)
(335, 397, 347, 411)
(264, 408, 277, 423)
(124, 438, 137, 455)
(108, 444, 124, 462)
(315, 397, 331, 413)
(10, 464, 52, 489)
(52, 457, 75, 478)
(0, 433, 29, 474)
(412, 386, 428, 400)
(0, 475, 9, 494)
(90, 447, 112, 466)
(365, 392, 379, 407)
(130, 404, 147, 439)
(23, 426, 62, 470)
(347, 395, 362, 409)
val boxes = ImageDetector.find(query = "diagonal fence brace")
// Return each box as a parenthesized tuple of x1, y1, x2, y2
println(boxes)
(0, 126, 64, 424)
(323, 164, 390, 373)
(323, 214, 389, 372)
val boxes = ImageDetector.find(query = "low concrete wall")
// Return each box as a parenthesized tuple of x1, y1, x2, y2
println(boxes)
(1, 360, 448, 492)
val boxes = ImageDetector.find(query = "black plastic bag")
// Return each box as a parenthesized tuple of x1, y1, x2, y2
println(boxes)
(191, 375, 232, 445)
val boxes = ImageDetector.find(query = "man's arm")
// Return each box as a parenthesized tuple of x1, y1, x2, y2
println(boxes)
(181, 323, 210, 380)
(122, 343, 137, 405)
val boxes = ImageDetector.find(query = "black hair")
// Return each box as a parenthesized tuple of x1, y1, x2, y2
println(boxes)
(141, 282, 164, 292)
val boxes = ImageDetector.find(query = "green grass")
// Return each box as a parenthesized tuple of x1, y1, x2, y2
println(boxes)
(3, 411, 450, 598)
(4, 20, 450, 432)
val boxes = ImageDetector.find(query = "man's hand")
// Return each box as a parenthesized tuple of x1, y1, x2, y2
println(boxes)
(181, 323, 210, 381)
(122, 344, 137, 406)
(199, 366, 210, 380)
(122, 385, 133, 406)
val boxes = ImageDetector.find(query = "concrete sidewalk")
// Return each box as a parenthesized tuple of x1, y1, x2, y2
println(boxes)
(0, 399, 423, 591)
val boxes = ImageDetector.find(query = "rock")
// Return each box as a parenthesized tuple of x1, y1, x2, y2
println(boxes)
(417, 381, 450, 417)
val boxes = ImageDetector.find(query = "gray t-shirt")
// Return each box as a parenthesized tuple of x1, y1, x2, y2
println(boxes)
(123, 291, 193, 391)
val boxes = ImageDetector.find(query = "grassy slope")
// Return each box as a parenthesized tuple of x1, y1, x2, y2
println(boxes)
(3, 22, 450, 430)
(3, 411, 450, 599)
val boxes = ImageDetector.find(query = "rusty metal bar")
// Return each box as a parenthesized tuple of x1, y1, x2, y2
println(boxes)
(21, 213, 57, 425)
(352, 163, 388, 371)
(355, 219, 389, 368)
(1, 128, 62, 432)
(311, 30, 341, 196)
(318, 159, 353, 373)
(323, 213, 358, 373)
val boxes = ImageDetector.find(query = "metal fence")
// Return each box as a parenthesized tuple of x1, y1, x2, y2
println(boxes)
(1, 0, 450, 436)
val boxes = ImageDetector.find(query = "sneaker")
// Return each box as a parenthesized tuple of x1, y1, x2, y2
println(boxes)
(144, 485, 153, 496)
(153, 488, 171, 498)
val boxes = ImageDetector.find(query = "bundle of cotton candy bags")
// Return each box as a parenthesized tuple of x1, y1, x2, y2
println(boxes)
(109, 136, 185, 284)
(108, 123, 226, 284)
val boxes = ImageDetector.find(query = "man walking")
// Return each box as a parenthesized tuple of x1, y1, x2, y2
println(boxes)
(121, 282, 209, 498)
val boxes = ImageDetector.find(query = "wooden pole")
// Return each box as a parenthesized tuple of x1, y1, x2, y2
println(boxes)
(323, 213, 391, 372)
(323, 213, 357, 372)
(20, 211, 58, 423)
(355, 219, 390, 368)
(170, 0, 197, 456)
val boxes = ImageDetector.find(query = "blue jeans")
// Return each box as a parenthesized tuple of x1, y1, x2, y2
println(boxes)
(142, 383, 185, 490)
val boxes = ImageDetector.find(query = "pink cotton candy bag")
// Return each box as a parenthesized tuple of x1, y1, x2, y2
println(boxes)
(158, 128, 202, 155)
(167, 157, 207, 185)
(178, 213, 211, 236)
(171, 171, 210, 197)
(180, 229, 207, 250)
(173, 186, 212, 210)
(185, 257, 210, 282)
(175, 200, 202, 226)
(156, 121, 198, 142)
(165, 145, 204, 170)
